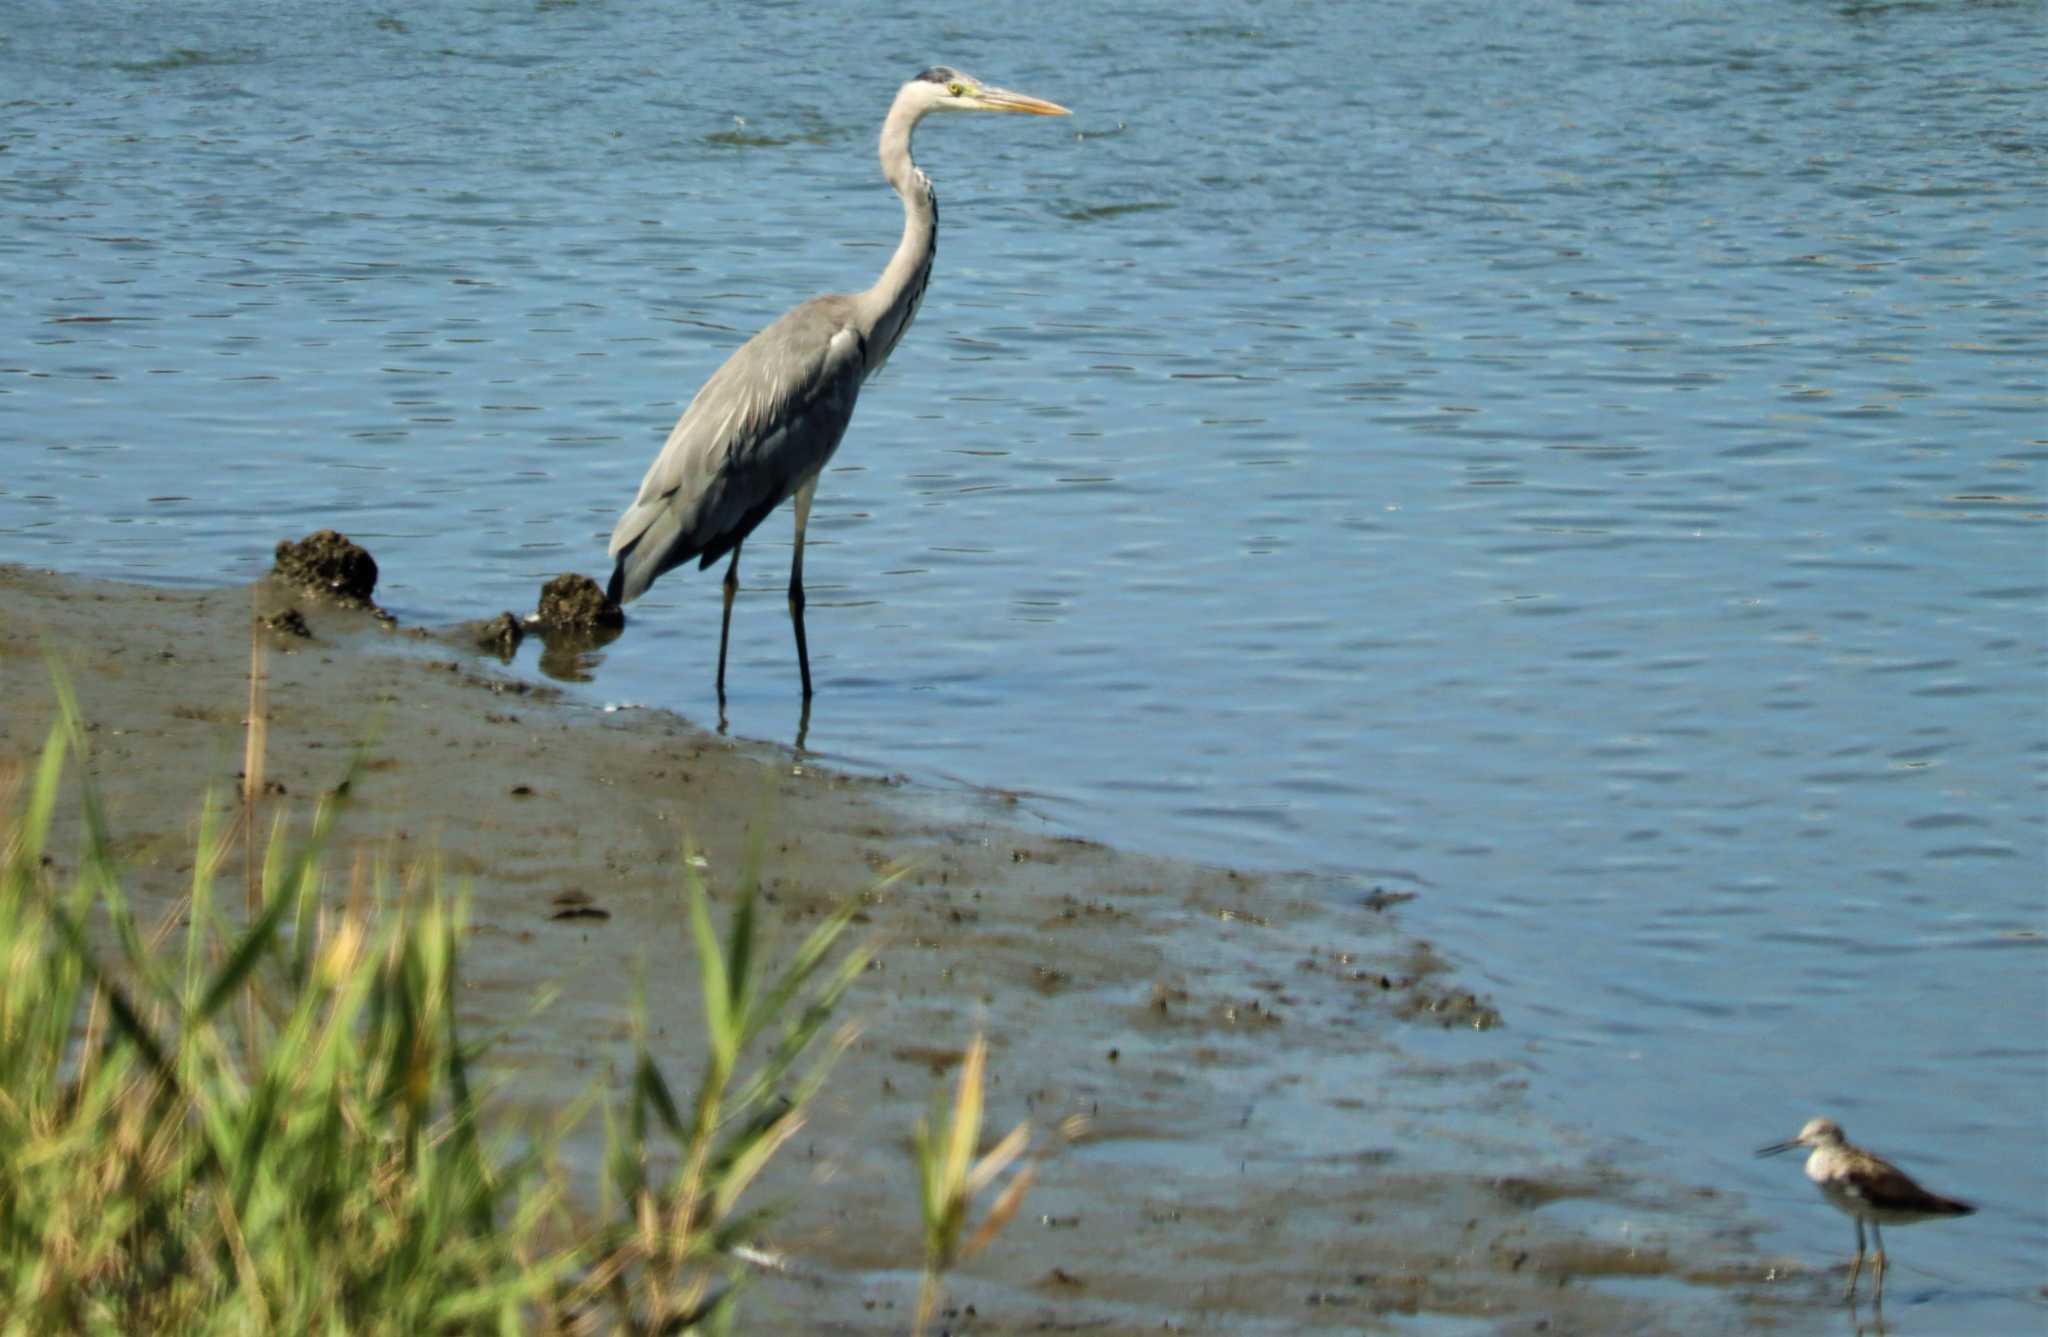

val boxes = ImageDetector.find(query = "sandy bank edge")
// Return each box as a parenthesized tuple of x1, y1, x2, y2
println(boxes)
(0, 563, 1819, 1334)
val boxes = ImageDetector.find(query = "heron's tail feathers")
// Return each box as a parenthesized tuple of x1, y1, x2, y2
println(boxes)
(607, 535, 662, 606)
(607, 493, 698, 605)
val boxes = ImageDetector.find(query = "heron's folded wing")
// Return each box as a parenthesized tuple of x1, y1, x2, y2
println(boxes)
(609, 296, 866, 582)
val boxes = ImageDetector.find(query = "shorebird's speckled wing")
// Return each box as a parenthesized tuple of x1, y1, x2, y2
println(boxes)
(1831, 1149, 1974, 1221)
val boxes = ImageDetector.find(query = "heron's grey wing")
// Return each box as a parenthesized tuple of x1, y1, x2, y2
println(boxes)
(608, 297, 866, 603)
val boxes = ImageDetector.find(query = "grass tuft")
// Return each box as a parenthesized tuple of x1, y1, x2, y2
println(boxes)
(911, 1032, 1050, 1337)
(0, 671, 921, 1335)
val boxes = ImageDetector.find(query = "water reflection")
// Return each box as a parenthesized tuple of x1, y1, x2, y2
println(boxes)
(533, 630, 614, 685)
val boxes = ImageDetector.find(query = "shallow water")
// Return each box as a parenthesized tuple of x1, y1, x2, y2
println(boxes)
(3, 2, 2043, 1328)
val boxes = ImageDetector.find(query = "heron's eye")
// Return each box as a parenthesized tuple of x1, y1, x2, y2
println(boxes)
(947, 81, 966, 97)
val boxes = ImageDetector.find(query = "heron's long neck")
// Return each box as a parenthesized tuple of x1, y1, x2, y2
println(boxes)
(854, 97, 936, 375)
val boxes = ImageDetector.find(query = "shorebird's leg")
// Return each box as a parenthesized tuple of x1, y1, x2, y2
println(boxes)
(1871, 1222, 1887, 1310)
(1845, 1218, 1866, 1303)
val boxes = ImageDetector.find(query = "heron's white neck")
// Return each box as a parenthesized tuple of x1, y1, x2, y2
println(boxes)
(854, 90, 938, 374)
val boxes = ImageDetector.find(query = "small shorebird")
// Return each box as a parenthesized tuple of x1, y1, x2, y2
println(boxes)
(1757, 1116, 1974, 1306)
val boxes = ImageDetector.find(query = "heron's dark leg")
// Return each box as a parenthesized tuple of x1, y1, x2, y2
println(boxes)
(1846, 1218, 1865, 1303)
(717, 544, 742, 701)
(1870, 1222, 1886, 1310)
(789, 476, 818, 698)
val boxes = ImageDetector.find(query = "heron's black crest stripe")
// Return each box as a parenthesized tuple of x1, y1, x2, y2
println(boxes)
(915, 66, 961, 84)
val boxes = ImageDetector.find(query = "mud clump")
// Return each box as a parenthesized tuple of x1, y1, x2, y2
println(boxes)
(1398, 986, 1503, 1031)
(272, 530, 380, 608)
(527, 573, 624, 684)
(471, 611, 525, 659)
(534, 573, 624, 634)
(260, 607, 312, 639)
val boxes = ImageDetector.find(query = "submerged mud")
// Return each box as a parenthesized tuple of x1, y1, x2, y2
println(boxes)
(0, 561, 1830, 1334)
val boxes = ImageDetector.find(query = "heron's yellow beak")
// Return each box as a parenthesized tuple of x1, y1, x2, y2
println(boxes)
(972, 87, 1071, 116)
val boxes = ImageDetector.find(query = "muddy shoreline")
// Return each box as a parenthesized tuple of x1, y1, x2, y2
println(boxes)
(0, 561, 1821, 1333)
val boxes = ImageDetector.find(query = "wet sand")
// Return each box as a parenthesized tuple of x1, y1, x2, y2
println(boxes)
(0, 561, 1821, 1333)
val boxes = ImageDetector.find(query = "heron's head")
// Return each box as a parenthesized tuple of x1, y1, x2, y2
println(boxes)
(901, 66, 1070, 118)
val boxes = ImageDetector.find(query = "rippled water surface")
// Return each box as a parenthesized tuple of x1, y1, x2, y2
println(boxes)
(4, 2, 2043, 1327)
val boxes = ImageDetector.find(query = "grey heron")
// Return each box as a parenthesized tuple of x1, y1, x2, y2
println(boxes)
(606, 67, 1070, 699)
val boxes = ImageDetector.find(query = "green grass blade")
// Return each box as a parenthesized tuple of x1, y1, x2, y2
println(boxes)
(686, 879, 735, 1075)
(184, 791, 227, 1007)
(194, 876, 296, 1023)
(635, 1051, 686, 1141)
(41, 899, 177, 1085)
(18, 718, 68, 868)
(724, 886, 756, 1032)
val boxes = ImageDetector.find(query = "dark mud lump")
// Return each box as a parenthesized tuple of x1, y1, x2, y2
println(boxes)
(260, 607, 312, 639)
(472, 611, 526, 658)
(535, 573, 624, 633)
(272, 530, 379, 606)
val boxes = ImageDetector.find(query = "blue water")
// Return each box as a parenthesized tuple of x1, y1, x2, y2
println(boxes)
(4, 2, 2043, 1328)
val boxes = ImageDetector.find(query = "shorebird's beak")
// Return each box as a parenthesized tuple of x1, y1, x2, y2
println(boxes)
(971, 86, 1072, 117)
(1755, 1138, 1801, 1158)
